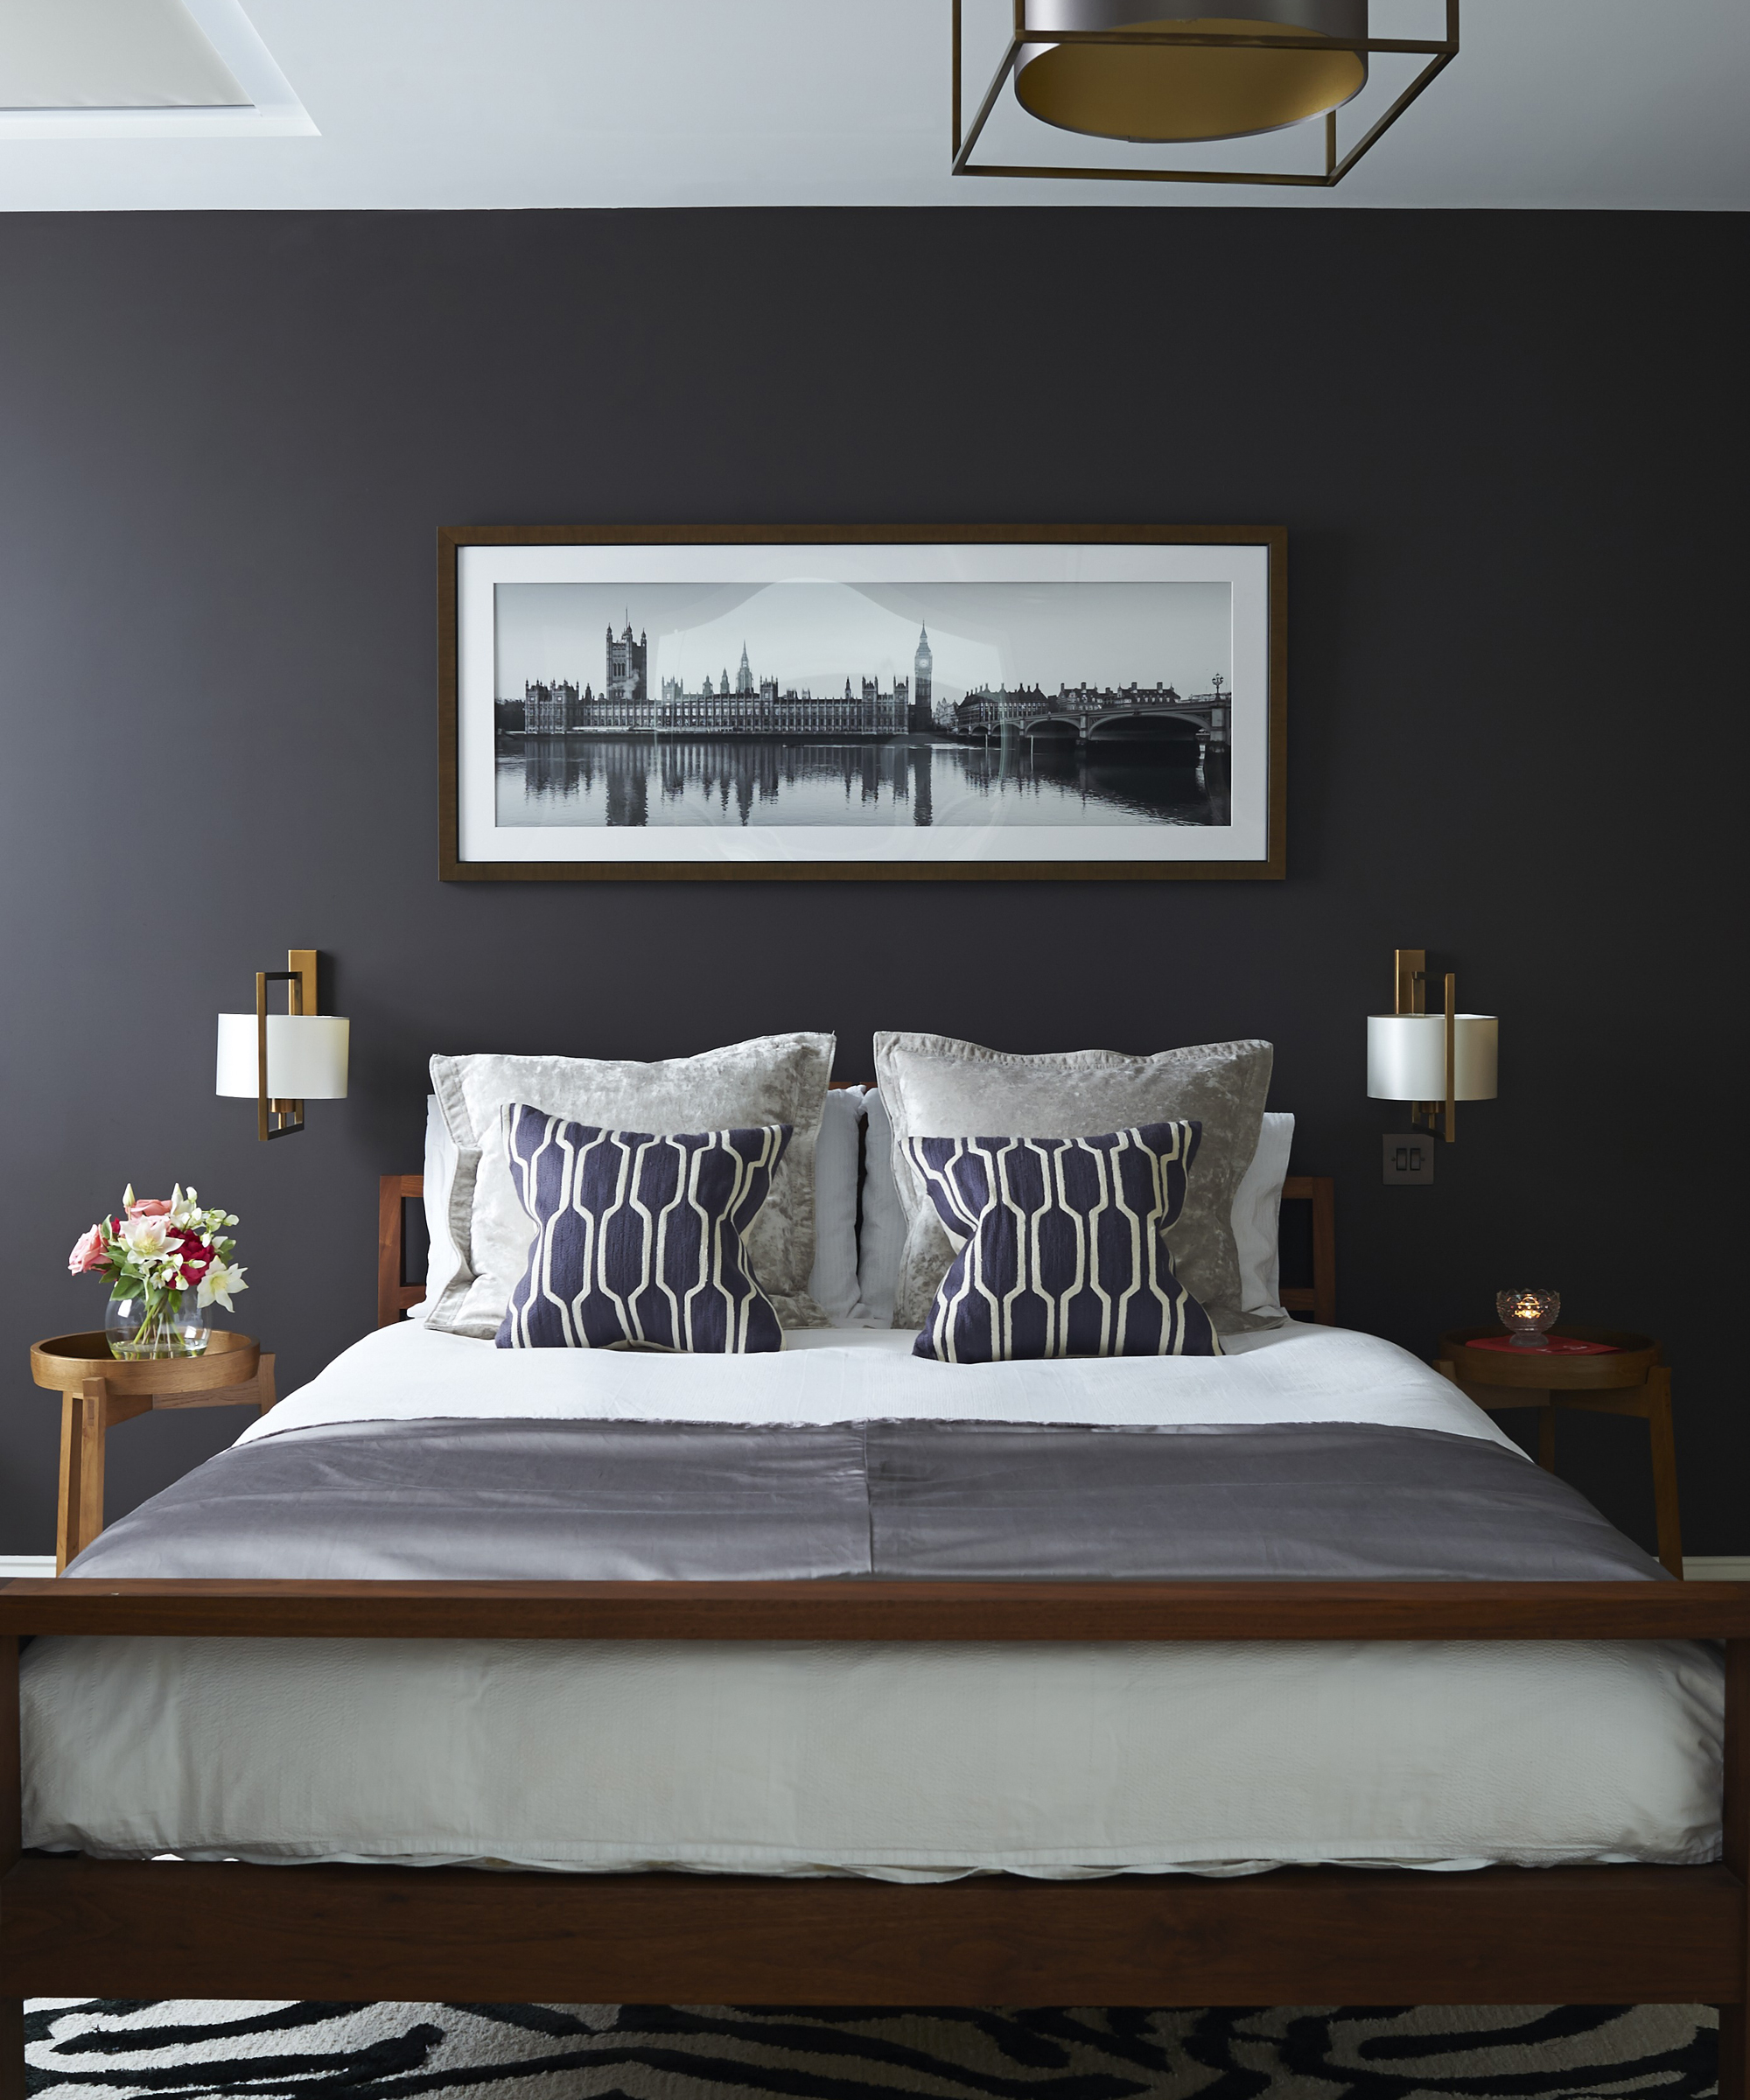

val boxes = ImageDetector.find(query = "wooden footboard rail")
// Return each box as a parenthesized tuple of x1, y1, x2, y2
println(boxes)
(1, 1579, 1746, 2096)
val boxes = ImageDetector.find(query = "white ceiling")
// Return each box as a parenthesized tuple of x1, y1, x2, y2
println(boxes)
(0, 0, 1744, 212)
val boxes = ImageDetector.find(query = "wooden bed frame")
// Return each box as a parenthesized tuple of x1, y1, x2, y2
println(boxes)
(2, 1168, 1742, 2097)
(375, 1169, 1341, 1331)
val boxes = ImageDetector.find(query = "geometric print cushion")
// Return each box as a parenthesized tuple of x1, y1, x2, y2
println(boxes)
(905, 1122, 1222, 1364)
(495, 1103, 790, 1353)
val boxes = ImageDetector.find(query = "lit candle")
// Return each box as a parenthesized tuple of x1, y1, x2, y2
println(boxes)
(1496, 1289, 1560, 1348)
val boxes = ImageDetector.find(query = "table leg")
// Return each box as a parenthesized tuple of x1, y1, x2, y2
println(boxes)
(256, 1352, 277, 1415)
(54, 1393, 82, 1575)
(1720, 1640, 1750, 2097)
(1646, 1365, 1684, 1579)
(0, 1630, 19, 2100)
(74, 1377, 108, 1564)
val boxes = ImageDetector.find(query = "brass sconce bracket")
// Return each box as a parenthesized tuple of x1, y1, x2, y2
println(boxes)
(950, 0, 1459, 188)
(1394, 945, 1458, 1144)
(256, 947, 318, 1142)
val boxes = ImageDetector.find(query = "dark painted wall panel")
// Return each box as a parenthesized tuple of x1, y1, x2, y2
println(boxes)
(0, 207, 1742, 1553)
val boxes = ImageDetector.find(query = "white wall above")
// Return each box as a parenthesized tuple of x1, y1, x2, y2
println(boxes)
(0, 0, 1742, 210)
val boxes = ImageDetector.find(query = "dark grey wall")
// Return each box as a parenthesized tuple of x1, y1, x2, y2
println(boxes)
(0, 207, 1742, 1556)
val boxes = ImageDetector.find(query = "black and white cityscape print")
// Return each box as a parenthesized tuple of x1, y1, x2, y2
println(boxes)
(494, 579, 1234, 830)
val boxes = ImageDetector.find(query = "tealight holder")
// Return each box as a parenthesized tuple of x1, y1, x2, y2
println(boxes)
(1497, 1288, 1560, 1348)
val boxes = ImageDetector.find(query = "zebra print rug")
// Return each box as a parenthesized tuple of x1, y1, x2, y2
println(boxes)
(23, 2000, 1720, 2099)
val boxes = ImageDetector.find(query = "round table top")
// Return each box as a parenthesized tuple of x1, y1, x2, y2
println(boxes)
(1438, 1324, 1657, 1390)
(30, 1328, 260, 1396)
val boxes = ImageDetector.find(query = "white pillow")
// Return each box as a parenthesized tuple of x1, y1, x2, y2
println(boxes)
(808, 1088, 872, 1326)
(415, 1092, 463, 1316)
(855, 1089, 907, 1328)
(1232, 1111, 1294, 1316)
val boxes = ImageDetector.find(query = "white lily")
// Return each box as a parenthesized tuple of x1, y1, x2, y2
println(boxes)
(122, 1184, 136, 1211)
(197, 1261, 248, 1312)
(117, 1214, 175, 1260)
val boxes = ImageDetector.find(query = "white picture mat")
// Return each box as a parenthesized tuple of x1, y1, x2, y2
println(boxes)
(456, 541, 1273, 866)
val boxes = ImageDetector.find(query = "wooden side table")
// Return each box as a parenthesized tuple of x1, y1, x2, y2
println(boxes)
(29, 1331, 275, 1572)
(1434, 1326, 1680, 1579)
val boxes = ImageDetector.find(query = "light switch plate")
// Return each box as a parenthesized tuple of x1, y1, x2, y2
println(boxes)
(1383, 1132, 1434, 1186)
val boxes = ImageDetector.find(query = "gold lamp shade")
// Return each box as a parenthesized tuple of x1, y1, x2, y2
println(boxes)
(1015, 0, 1368, 144)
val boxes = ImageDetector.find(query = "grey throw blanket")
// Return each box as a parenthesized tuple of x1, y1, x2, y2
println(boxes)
(65, 1418, 1667, 1584)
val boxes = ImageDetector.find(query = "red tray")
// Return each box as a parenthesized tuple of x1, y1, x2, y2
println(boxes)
(1468, 1334, 1619, 1356)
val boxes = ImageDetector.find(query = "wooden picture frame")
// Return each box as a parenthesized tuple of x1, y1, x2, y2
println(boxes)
(438, 525, 1286, 882)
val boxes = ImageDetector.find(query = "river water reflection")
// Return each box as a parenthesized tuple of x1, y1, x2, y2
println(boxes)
(498, 733, 1229, 830)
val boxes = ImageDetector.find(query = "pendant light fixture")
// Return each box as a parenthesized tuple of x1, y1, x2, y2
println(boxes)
(952, 0, 1457, 187)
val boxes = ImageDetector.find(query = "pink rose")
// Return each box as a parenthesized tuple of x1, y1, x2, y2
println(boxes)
(126, 1198, 172, 1218)
(67, 1224, 108, 1276)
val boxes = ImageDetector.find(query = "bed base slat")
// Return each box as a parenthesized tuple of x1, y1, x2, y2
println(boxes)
(8, 1578, 1750, 1642)
(2, 1854, 1739, 2007)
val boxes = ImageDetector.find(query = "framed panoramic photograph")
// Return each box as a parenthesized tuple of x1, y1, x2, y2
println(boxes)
(438, 526, 1284, 881)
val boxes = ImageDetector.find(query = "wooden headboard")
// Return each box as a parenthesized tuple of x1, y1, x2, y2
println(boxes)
(1276, 1175, 1336, 1326)
(378, 1168, 1335, 1332)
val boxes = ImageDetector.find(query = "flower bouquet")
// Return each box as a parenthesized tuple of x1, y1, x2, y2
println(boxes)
(68, 1186, 247, 1361)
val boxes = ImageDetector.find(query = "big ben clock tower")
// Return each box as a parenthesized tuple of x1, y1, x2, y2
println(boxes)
(911, 623, 933, 733)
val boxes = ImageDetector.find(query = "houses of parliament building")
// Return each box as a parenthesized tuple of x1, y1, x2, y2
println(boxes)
(507, 620, 938, 738)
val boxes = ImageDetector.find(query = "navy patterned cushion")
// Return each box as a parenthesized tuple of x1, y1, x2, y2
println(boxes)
(905, 1123, 1222, 1364)
(496, 1103, 790, 1353)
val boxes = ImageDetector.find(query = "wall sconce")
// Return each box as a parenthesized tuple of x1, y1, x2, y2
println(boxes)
(215, 948, 349, 1141)
(1366, 948, 1497, 1143)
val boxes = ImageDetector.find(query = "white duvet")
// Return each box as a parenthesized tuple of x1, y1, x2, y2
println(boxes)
(22, 1322, 1722, 1880)
(235, 1316, 1528, 1446)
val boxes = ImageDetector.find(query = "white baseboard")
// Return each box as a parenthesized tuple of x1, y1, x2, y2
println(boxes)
(0, 1556, 54, 1578)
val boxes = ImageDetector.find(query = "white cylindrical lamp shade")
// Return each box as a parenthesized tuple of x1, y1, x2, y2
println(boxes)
(1367, 1015, 1498, 1102)
(216, 1014, 350, 1099)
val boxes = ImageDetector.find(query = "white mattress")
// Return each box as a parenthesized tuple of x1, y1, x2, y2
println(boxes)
(21, 1324, 1722, 1880)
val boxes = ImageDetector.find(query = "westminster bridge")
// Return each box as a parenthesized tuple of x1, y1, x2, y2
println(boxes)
(953, 681, 1230, 754)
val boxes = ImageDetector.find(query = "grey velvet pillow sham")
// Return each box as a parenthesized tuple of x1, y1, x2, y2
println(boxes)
(871, 1031, 1275, 1335)
(427, 1033, 835, 1338)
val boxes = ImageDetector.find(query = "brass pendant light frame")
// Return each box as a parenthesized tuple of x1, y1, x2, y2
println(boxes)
(951, 0, 1458, 187)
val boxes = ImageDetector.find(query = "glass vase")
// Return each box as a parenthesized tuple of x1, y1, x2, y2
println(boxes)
(106, 1285, 210, 1361)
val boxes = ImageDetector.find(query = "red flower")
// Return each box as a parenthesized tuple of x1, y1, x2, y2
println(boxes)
(166, 1231, 211, 1278)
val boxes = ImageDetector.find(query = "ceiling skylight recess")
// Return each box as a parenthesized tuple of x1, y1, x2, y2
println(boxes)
(0, 0, 315, 137)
